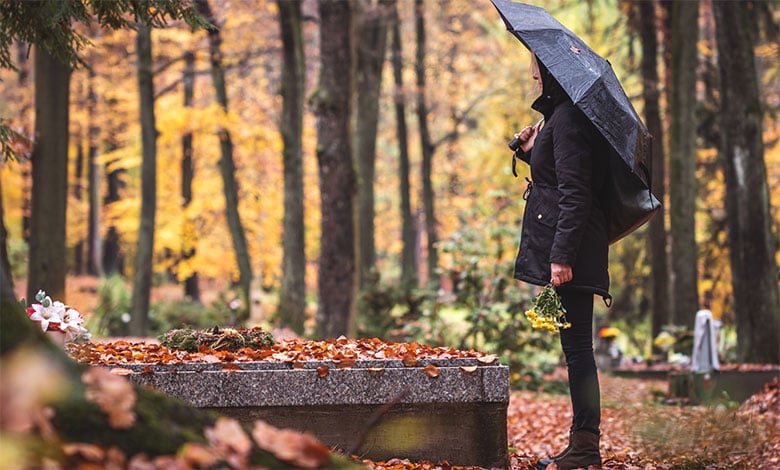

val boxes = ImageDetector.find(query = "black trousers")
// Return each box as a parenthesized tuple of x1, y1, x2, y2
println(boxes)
(558, 289, 600, 435)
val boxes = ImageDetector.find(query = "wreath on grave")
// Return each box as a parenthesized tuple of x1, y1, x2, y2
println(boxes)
(160, 326, 275, 352)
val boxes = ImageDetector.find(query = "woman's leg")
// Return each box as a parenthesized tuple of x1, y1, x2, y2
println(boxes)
(558, 289, 600, 434)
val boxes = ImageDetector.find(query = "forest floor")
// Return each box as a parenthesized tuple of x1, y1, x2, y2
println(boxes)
(365, 372, 780, 469)
(19, 276, 780, 469)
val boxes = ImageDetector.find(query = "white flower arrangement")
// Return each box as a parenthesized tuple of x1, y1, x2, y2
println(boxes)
(26, 290, 91, 343)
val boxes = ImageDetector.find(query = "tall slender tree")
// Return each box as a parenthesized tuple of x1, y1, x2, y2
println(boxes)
(354, 0, 391, 290)
(713, 0, 780, 364)
(86, 68, 102, 277)
(391, 1, 417, 292)
(314, 0, 357, 338)
(129, 22, 157, 336)
(277, 0, 307, 334)
(414, 0, 438, 289)
(639, 0, 670, 349)
(0, 176, 12, 291)
(180, 50, 200, 301)
(26, 48, 71, 302)
(668, 0, 699, 328)
(195, 0, 253, 317)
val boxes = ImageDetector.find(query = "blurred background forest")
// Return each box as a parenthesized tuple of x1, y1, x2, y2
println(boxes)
(1, 0, 779, 382)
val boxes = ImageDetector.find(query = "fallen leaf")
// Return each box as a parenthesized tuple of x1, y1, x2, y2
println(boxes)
(423, 364, 440, 378)
(460, 365, 478, 373)
(477, 354, 498, 364)
(316, 365, 329, 378)
(402, 354, 419, 368)
(336, 358, 356, 369)
(178, 443, 218, 468)
(368, 367, 385, 374)
(222, 363, 241, 371)
(109, 368, 133, 376)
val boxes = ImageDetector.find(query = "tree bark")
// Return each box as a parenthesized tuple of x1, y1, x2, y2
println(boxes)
(196, 0, 253, 318)
(0, 176, 12, 291)
(668, 0, 699, 328)
(129, 22, 157, 337)
(355, 0, 391, 290)
(276, 0, 306, 334)
(314, 0, 357, 339)
(86, 69, 103, 277)
(27, 48, 71, 302)
(414, 0, 438, 289)
(391, 2, 417, 292)
(181, 50, 200, 302)
(639, 0, 670, 351)
(73, 135, 85, 274)
(713, 0, 780, 364)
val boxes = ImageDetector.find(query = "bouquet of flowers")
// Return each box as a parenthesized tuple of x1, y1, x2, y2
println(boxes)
(26, 290, 90, 343)
(524, 283, 571, 333)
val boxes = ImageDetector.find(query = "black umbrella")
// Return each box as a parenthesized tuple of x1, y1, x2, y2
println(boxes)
(492, 0, 660, 243)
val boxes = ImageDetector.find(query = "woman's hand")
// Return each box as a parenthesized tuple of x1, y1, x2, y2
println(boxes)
(550, 262, 572, 286)
(514, 124, 540, 153)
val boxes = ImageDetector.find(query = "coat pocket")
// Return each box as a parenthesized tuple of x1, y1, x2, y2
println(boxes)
(523, 190, 559, 250)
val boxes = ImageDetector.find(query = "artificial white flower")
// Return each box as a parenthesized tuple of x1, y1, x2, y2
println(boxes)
(60, 308, 85, 339)
(29, 301, 66, 332)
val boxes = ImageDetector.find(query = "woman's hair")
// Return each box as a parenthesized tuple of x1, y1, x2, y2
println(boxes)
(535, 55, 566, 101)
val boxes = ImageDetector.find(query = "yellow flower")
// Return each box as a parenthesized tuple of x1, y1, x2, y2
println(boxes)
(524, 284, 571, 333)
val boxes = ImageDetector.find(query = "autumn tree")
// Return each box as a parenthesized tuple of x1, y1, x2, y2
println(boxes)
(713, 0, 780, 363)
(314, 0, 357, 338)
(638, 0, 670, 348)
(180, 50, 200, 301)
(668, 0, 700, 328)
(129, 22, 157, 337)
(27, 48, 71, 302)
(277, 0, 307, 333)
(391, 1, 417, 292)
(355, 0, 392, 290)
(195, 0, 253, 317)
(415, 0, 438, 289)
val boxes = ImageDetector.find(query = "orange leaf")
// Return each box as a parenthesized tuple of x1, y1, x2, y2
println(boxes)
(316, 365, 329, 378)
(142, 366, 153, 374)
(402, 354, 419, 368)
(109, 368, 133, 376)
(460, 365, 478, 373)
(222, 363, 241, 371)
(424, 364, 440, 378)
(477, 354, 498, 364)
(367, 367, 385, 374)
(336, 358, 356, 369)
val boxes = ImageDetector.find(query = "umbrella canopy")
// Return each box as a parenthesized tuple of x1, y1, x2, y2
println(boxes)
(491, 0, 650, 178)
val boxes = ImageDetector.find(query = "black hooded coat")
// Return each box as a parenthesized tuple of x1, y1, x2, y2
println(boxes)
(514, 59, 611, 299)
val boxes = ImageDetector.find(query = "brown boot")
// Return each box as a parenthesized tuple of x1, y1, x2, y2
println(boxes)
(538, 430, 601, 469)
(536, 430, 572, 468)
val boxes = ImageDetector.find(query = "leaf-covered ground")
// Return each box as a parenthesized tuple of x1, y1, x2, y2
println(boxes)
(67, 340, 780, 469)
(363, 374, 780, 470)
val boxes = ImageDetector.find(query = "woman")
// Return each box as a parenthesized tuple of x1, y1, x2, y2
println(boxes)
(513, 55, 610, 470)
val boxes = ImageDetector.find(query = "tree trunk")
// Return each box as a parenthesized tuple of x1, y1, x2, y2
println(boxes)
(102, 96, 125, 277)
(181, 50, 200, 302)
(129, 23, 157, 337)
(18, 41, 33, 246)
(86, 69, 103, 277)
(713, 0, 780, 364)
(391, 2, 417, 292)
(314, 0, 357, 339)
(355, 0, 391, 290)
(668, 0, 699, 328)
(276, 0, 307, 334)
(73, 130, 85, 275)
(414, 0, 438, 289)
(639, 0, 670, 351)
(27, 48, 71, 302)
(0, 176, 12, 291)
(196, 0, 253, 317)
